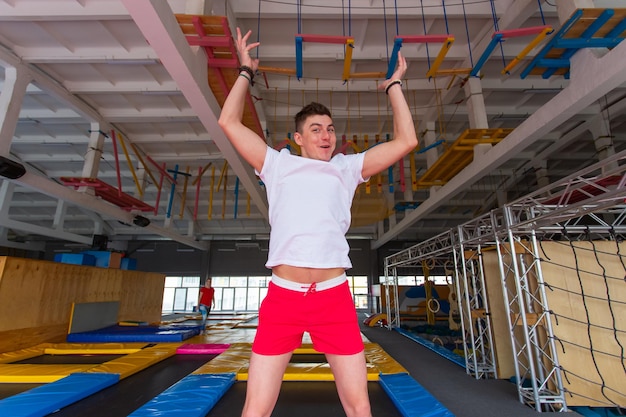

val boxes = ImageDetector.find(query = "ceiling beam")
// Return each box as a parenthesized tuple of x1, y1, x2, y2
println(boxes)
(122, 0, 268, 221)
(373, 40, 626, 249)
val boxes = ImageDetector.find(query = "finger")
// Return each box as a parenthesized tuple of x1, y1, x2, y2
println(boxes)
(242, 29, 253, 43)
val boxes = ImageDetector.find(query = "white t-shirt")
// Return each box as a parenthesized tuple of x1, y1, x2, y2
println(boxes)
(257, 148, 367, 269)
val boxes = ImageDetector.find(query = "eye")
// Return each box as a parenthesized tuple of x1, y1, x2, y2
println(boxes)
(311, 127, 321, 134)
(328, 127, 335, 134)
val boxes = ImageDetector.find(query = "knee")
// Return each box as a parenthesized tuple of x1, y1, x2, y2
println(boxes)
(343, 402, 371, 417)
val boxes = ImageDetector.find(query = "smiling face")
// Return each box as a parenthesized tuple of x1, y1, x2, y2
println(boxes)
(294, 114, 337, 161)
(293, 102, 337, 162)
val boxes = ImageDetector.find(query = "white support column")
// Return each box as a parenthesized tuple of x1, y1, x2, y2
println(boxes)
(81, 124, 106, 179)
(464, 77, 489, 130)
(464, 77, 492, 162)
(403, 153, 414, 202)
(0, 180, 15, 219)
(0, 67, 32, 156)
(185, 0, 211, 14)
(423, 121, 439, 168)
(555, 0, 595, 24)
(52, 200, 67, 230)
(422, 120, 442, 198)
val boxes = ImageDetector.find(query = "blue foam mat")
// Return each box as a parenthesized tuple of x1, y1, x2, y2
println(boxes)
(0, 372, 119, 417)
(395, 327, 466, 368)
(67, 324, 200, 343)
(379, 373, 455, 417)
(129, 373, 236, 416)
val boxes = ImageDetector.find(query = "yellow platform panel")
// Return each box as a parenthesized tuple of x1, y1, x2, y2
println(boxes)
(87, 343, 180, 379)
(237, 362, 380, 381)
(0, 342, 180, 383)
(415, 128, 513, 188)
(364, 343, 408, 375)
(0, 364, 95, 383)
(194, 342, 251, 375)
(0, 346, 46, 364)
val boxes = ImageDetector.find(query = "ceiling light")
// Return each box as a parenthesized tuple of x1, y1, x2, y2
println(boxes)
(0, 156, 26, 179)
(105, 59, 158, 65)
(522, 88, 563, 94)
(133, 215, 151, 228)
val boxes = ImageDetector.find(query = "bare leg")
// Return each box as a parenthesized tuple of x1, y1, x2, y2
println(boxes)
(326, 351, 372, 417)
(241, 351, 293, 417)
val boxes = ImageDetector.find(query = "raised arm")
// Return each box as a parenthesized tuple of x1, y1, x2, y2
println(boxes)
(361, 52, 418, 179)
(218, 28, 268, 173)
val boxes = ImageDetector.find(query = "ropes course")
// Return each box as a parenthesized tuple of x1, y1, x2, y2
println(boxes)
(384, 150, 626, 412)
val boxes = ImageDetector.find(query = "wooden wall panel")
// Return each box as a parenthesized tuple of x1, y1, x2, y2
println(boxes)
(0, 256, 165, 353)
(482, 250, 516, 379)
(540, 241, 626, 407)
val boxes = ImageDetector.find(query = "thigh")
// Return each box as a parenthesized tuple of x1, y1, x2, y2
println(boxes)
(242, 352, 293, 417)
(253, 283, 306, 355)
(326, 352, 371, 417)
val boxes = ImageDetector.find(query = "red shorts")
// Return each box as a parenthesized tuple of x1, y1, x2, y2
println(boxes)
(252, 280, 364, 355)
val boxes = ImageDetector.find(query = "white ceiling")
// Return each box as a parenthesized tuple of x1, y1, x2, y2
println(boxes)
(0, 0, 625, 252)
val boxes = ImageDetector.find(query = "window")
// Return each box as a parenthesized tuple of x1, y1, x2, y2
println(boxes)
(348, 275, 369, 309)
(162, 276, 200, 313)
(163, 274, 370, 313)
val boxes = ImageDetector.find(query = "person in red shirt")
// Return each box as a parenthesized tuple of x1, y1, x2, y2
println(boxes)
(197, 278, 215, 334)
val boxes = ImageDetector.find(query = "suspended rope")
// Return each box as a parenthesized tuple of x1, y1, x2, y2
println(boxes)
(316, 78, 319, 103)
(537, 0, 547, 25)
(376, 80, 381, 133)
(273, 87, 278, 145)
(346, 81, 351, 138)
(393, 0, 399, 36)
(420, 0, 432, 71)
(342, 0, 346, 36)
(256, 0, 262, 59)
(489, 0, 507, 68)
(433, 77, 445, 140)
(329, 87, 333, 114)
(442, 0, 450, 35)
(383, 0, 390, 64)
(461, 0, 474, 68)
(342, 0, 352, 79)
(357, 90, 362, 148)
(347, 0, 352, 38)
(286, 76, 291, 137)
(296, 0, 302, 34)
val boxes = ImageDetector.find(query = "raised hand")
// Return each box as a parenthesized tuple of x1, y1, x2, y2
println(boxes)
(236, 27, 260, 72)
(381, 51, 407, 91)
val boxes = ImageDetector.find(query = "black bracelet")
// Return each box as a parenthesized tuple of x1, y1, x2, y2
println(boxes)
(238, 65, 255, 84)
(238, 73, 252, 85)
(385, 79, 403, 95)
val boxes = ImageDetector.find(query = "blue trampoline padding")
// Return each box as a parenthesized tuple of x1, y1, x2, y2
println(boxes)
(395, 327, 466, 368)
(67, 324, 199, 342)
(379, 373, 455, 417)
(129, 373, 236, 416)
(0, 372, 119, 417)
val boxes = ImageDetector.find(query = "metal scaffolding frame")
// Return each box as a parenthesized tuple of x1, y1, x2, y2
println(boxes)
(384, 230, 455, 331)
(383, 149, 626, 411)
(494, 150, 626, 412)
(453, 215, 499, 379)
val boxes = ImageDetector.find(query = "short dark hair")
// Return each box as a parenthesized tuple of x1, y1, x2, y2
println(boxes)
(294, 102, 332, 133)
